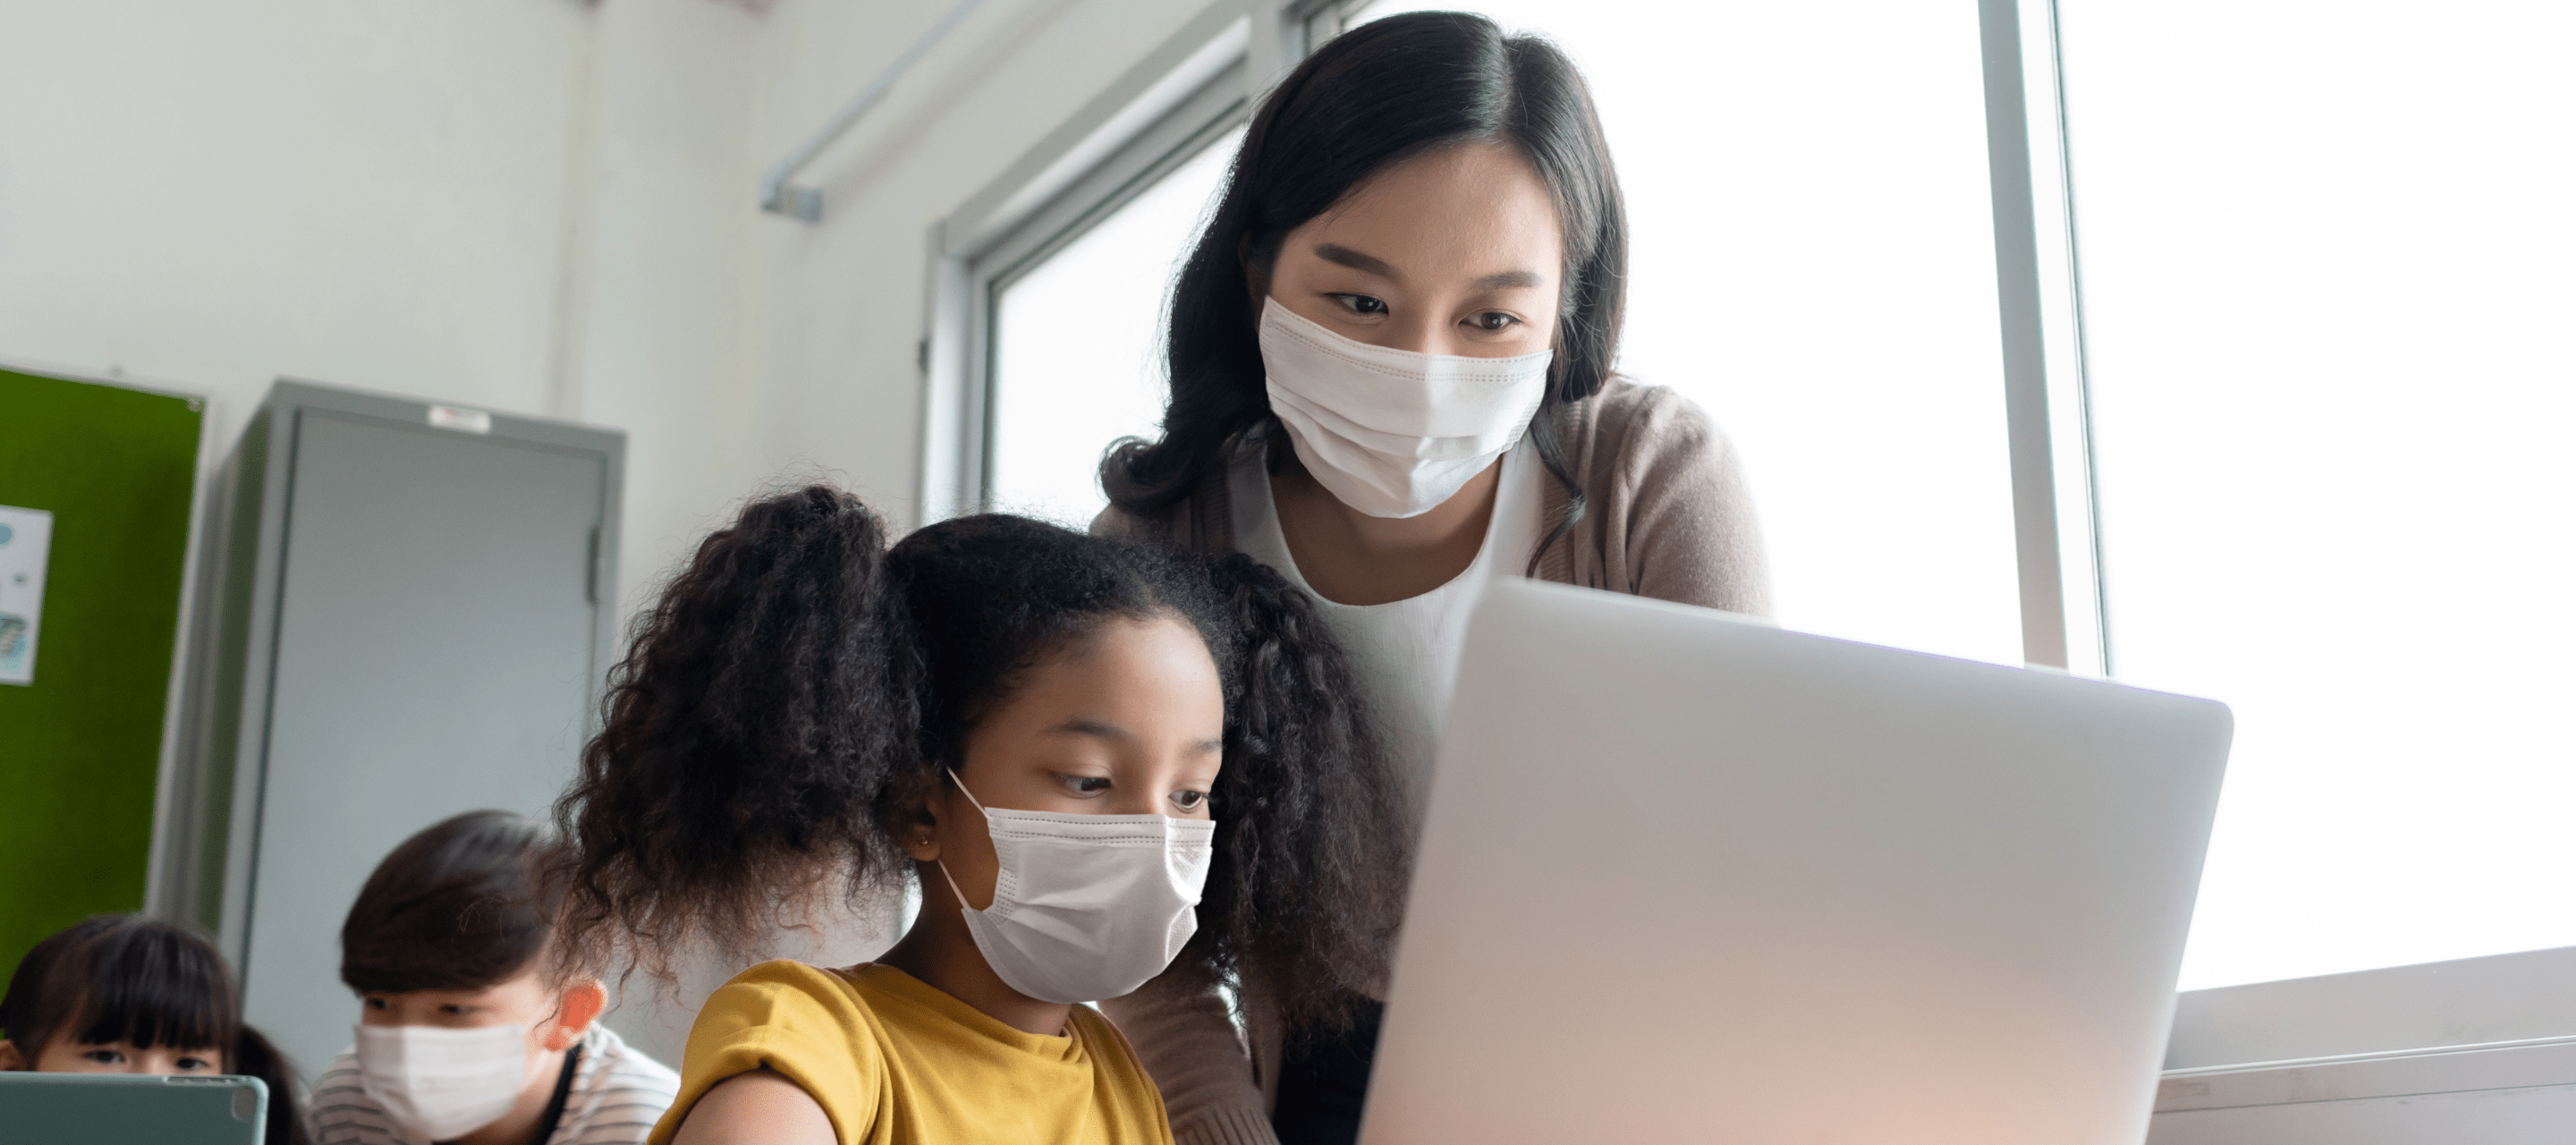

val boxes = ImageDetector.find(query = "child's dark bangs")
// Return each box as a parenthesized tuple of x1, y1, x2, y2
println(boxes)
(65, 934, 236, 1053)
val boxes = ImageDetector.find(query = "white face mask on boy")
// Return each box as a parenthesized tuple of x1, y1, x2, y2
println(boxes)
(354, 1022, 533, 1141)
(936, 769, 1217, 1005)
(1258, 298, 1555, 519)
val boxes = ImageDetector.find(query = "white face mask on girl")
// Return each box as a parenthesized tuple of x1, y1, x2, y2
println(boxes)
(1258, 298, 1555, 519)
(935, 769, 1217, 1005)
(353, 1022, 535, 1141)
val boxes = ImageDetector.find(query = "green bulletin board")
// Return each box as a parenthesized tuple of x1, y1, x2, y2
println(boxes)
(0, 366, 204, 985)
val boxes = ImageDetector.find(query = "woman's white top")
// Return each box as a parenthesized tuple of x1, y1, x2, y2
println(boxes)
(1230, 435, 1543, 813)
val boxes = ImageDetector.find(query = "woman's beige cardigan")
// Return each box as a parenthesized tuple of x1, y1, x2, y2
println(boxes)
(1091, 377, 1774, 1145)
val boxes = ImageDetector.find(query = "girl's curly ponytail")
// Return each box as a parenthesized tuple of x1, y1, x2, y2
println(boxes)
(551, 487, 921, 982)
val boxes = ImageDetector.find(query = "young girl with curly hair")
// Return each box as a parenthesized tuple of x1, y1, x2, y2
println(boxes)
(549, 486, 1407, 1145)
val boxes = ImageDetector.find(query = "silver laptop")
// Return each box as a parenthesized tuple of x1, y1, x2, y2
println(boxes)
(1360, 580, 2232, 1144)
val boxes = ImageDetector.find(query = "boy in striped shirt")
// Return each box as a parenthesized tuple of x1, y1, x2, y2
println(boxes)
(309, 811, 678, 1145)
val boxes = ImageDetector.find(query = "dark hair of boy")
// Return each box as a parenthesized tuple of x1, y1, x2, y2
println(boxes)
(551, 487, 1412, 1037)
(0, 914, 317, 1145)
(341, 810, 558, 995)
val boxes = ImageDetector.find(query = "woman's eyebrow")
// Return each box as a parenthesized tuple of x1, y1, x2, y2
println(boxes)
(1314, 242, 1397, 280)
(1316, 244, 1543, 292)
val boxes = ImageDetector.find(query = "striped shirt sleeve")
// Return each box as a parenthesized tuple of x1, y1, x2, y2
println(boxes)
(306, 1051, 411, 1144)
(555, 1025, 682, 1145)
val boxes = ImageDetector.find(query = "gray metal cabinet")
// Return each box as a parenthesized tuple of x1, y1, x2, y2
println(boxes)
(167, 379, 622, 1079)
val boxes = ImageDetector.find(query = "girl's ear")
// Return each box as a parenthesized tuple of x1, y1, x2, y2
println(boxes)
(891, 776, 948, 863)
(0, 1039, 26, 1071)
(902, 801, 943, 863)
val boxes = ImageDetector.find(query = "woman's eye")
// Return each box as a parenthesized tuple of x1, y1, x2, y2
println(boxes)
(1468, 311, 1519, 332)
(1055, 774, 1113, 795)
(1331, 293, 1388, 316)
(1170, 790, 1208, 810)
(440, 1004, 468, 1015)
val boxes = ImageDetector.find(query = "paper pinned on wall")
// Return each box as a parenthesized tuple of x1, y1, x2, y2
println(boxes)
(0, 505, 55, 686)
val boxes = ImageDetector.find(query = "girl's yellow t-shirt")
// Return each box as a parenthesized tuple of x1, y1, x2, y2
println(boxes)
(647, 960, 1175, 1145)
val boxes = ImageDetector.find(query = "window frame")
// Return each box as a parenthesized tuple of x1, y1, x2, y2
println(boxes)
(919, 0, 2575, 1082)
(920, 0, 1338, 525)
(954, 76, 1245, 522)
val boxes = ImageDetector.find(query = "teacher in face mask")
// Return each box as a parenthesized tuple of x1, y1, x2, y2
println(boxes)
(1093, 12, 1772, 1145)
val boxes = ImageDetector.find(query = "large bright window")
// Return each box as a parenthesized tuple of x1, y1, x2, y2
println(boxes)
(1341, 0, 2576, 994)
(1351, 0, 2025, 667)
(2056, 0, 2576, 989)
(958, 0, 2576, 1014)
(988, 130, 1242, 528)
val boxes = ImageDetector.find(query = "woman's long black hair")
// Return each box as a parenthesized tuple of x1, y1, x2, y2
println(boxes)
(552, 486, 1408, 1035)
(1104, 12, 1627, 559)
(1, 915, 315, 1145)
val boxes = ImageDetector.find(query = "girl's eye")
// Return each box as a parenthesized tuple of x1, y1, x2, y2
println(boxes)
(1468, 311, 1519, 332)
(439, 1004, 469, 1015)
(365, 997, 388, 1010)
(1170, 790, 1208, 811)
(175, 1056, 212, 1072)
(1331, 293, 1388, 316)
(83, 1049, 124, 1064)
(1055, 774, 1113, 796)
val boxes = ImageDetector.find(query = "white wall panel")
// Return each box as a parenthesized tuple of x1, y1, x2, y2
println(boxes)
(0, 0, 589, 456)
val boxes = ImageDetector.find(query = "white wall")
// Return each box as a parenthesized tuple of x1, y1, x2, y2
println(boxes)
(564, 0, 770, 617)
(0, 1, 590, 440)
(0, 0, 765, 623)
(0, 0, 1218, 614)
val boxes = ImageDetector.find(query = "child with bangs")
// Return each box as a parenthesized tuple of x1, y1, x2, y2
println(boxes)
(0, 913, 314, 1145)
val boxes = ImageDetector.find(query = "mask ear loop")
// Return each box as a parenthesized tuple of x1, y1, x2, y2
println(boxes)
(930, 768, 987, 914)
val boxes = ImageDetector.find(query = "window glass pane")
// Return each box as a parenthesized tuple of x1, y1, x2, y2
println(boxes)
(989, 129, 1243, 528)
(1352, 0, 2022, 664)
(2059, 1, 2576, 988)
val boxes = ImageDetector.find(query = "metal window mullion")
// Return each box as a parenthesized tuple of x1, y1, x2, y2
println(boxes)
(1979, 0, 2075, 671)
(957, 65, 1250, 518)
(2033, 0, 2112, 677)
(919, 233, 977, 528)
(920, 0, 1267, 528)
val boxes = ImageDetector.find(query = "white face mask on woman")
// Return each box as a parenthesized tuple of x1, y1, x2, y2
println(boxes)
(354, 1022, 533, 1141)
(1258, 298, 1555, 519)
(936, 769, 1217, 1005)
